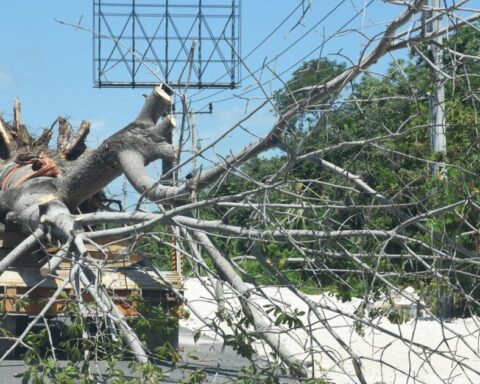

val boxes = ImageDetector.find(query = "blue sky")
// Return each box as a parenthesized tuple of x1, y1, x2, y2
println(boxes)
(0, 0, 449, 206)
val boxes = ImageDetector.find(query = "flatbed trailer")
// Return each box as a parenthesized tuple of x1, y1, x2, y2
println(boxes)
(0, 230, 183, 358)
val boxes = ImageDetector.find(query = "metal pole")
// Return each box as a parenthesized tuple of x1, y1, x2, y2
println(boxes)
(93, 1, 96, 86)
(190, 111, 200, 258)
(430, 0, 446, 179)
(191, 111, 197, 174)
(165, 0, 169, 84)
(429, 1, 450, 320)
(231, 0, 235, 87)
(122, 177, 128, 211)
(198, 0, 202, 87)
(132, 0, 136, 87)
(97, 1, 102, 87)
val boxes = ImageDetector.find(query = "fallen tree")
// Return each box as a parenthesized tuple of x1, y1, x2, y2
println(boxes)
(1, 1, 480, 382)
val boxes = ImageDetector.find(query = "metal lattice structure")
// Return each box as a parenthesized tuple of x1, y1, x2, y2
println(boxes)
(93, 0, 241, 88)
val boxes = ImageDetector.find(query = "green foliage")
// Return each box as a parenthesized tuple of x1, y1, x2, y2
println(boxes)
(135, 226, 174, 271)
(16, 289, 182, 383)
(178, 369, 207, 384)
(386, 308, 411, 325)
(193, 329, 201, 343)
(264, 304, 304, 329)
(273, 58, 347, 132)
(132, 299, 179, 340)
(222, 308, 256, 359)
(224, 328, 256, 360)
(154, 342, 182, 364)
(21, 359, 83, 384)
(200, 22, 480, 319)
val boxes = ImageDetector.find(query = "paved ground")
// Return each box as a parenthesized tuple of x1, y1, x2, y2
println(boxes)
(0, 327, 297, 383)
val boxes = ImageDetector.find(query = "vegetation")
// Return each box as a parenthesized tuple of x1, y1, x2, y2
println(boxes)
(203, 24, 480, 317)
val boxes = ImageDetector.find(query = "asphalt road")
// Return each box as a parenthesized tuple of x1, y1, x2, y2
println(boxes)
(0, 327, 297, 383)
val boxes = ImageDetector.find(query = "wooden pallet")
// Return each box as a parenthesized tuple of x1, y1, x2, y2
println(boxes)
(1, 232, 142, 267)
(0, 231, 183, 317)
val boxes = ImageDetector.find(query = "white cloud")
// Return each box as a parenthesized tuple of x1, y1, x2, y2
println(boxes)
(89, 118, 107, 131)
(0, 68, 14, 88)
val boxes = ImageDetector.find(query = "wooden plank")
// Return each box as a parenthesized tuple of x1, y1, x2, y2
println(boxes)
(0, 284, 182, 317)
(0, 286, 144, 316)
(0, 231, 134, 250)
(0, 267, 181, 290)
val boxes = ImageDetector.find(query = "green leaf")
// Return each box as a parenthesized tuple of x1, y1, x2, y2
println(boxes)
(192, 329, 201, 343)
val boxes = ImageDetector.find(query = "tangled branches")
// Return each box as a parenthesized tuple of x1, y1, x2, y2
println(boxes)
(1, 1, 480, 382)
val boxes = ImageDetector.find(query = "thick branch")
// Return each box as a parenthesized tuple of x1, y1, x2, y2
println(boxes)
(60, 87, 175, 208)
(0, 117, 13, 159)
(249, 243, 367, 384)
(296, 0, 428, 97)
(141, 0, 428, 200)
(174, 215, 392, 240)
(189, 133, 279, 193)
(119, 149, 184, 202)
(33, 127, 53, 149)
(77, 267, 149, 363)
(57, 117, 72, 150)
(135, 85, 172, 125)
(62, 120, 90, 159)
(9, 98, 31, 152)
(192, 230, 309, 375)
(0, 228, 43, 274)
